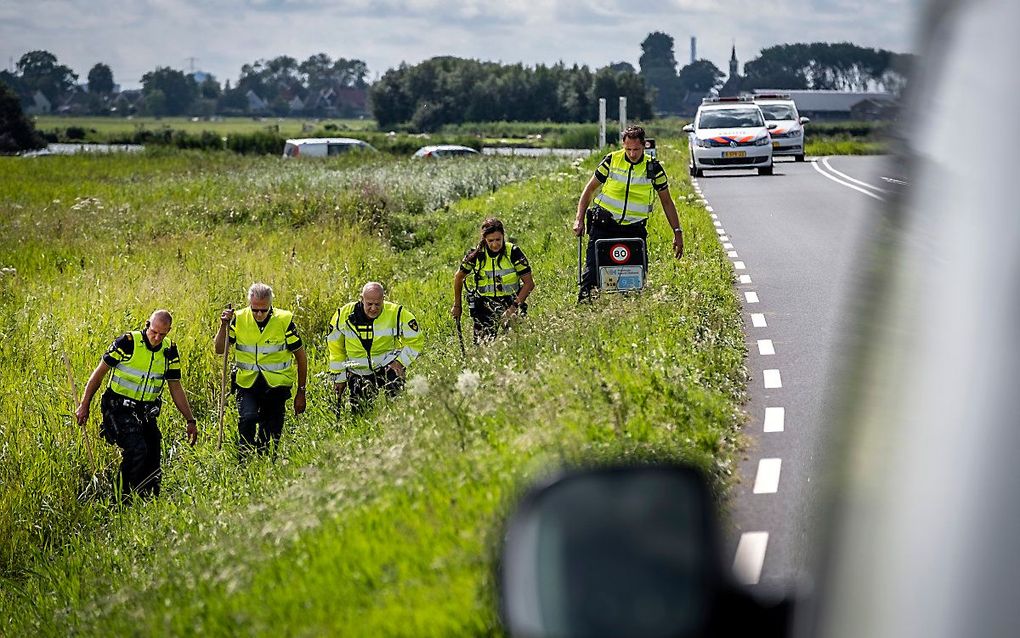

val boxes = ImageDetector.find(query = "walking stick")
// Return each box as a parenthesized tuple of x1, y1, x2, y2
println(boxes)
(218, 303, 232, 450)
(577, 234, 583, 288)
(62, 351, 96, 467)
(454, 317, 466, 357)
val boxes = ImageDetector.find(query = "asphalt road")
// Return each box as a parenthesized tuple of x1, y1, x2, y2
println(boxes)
(693, 155, 904, 595)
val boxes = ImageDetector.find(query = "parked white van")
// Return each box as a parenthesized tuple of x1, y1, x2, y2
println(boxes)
(282, 138, 377, 158)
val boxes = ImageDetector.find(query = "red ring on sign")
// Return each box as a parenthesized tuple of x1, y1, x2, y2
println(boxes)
(609, 243, 630, 264)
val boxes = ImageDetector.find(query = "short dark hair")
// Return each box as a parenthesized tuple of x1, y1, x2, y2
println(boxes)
(622, 126, 646, 142)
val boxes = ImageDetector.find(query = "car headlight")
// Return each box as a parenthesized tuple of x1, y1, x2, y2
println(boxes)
(695, 138, 711, 148)
(754, 136, 770, 146)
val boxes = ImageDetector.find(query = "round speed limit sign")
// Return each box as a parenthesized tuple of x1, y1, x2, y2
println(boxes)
(609, 243, 631, 264)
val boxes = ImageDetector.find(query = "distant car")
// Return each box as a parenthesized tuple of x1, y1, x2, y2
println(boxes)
(683, 97, 774, 177)
(282, 138, 377, 158)
(754, 93, 810, 162)
(412, 144, 480, 159)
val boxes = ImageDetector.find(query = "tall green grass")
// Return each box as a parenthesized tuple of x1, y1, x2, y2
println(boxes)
(0, 140, 746, 635)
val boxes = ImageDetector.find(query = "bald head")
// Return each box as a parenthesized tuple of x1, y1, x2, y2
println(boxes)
(146, 309, 173, 346)
(360, 282, 385, 319)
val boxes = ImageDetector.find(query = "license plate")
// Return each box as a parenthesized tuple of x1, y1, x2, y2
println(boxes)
(722, 151, 746, 158)
(772, 142, 781, 148)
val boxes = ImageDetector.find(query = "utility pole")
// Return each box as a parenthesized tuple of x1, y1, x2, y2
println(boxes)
(183, 57, 199, 73)
(598, 98, 607, 149)
(618, 97, 627, 142)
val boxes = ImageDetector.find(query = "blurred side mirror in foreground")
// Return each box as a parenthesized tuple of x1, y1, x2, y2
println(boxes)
(499, 463, 790, 638)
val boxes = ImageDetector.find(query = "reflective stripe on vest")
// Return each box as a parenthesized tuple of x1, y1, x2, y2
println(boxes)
(473, 242, 523, 298)
(109, 331, 169, 402)
(593, 149, 656, 224)
(233, 307, 297, 388)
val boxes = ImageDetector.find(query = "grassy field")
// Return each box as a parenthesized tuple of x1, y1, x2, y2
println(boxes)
(0, 143, 747, 635)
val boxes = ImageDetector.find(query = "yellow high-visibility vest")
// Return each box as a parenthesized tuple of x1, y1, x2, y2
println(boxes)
(109, 331, 170, 402)
(594, 149, 657, 224)
(327, 301, 423, 382)
(233, 308, 297, 388)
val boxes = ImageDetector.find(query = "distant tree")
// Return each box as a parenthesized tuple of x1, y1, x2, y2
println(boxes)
(639, 32, 682, 114)
(743, 42, 909, 92)
(0, 70, 25, 97)
(199, 74, 222, 100)
(87, 63, 115, 94)
(677, 59, 725, 95)
(0, 81, 46, 153)
(140, 67, 197, 115)
(608, 61, 636, 75)
(17, 50, 77, 102)
(593, 66, 653, 120)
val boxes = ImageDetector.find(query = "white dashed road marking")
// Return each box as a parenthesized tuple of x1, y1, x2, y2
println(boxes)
(700, 183, 788, 589)
(734, 532, 769, 585)
(753, 458, 782, 494)
(763, 407, 785, 432)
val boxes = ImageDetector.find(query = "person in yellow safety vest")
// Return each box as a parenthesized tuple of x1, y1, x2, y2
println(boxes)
(451, 217, 536, 343)
(215, 282, 307, 458)
(327, 281, 423, 415)
(75, 309, 198, 500)
(573, 125, 684, 301)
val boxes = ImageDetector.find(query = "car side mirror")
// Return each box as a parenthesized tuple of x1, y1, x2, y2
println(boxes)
(500, 464, 738, 638)
(799, 117, 810, 124)
(499, 463, 792, 638)
(682, 124, 694, 133)
(767, 123, 778, 130)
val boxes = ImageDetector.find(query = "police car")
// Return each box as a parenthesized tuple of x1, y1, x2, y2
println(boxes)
(683, 97, 774, 177)
(754, 93, 809, 162)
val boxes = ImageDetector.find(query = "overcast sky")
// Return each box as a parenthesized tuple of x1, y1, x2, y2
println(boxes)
(1, 0, 922, 89)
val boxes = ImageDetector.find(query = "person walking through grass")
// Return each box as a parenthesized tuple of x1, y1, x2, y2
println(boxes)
(451, 217, 536, 343)
(215, 282, 307, 459)
(573, 125, 684, 301)
(328, 282, 423, 414)
(75, 309, 198, 500)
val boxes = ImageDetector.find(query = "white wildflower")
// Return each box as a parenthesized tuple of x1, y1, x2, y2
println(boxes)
(455, 369, 480, 396)
(407, 375, 430, 396)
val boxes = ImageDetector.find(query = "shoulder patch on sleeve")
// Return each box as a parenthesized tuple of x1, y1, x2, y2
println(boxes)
(408, 318, 419, 332)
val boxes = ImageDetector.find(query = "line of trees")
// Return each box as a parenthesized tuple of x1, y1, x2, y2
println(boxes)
(0, 51, 371, 118)
(370, 56, 653, 131)
(742, 43, 914, 93)
(1, 38, 916, 130)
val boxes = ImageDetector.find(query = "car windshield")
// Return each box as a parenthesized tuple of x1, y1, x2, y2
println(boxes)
(758, 104, 797, 120)
(698, 108, 764, 129)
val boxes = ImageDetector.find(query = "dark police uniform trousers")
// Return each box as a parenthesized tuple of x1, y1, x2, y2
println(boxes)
(236, 373, 290, 457)
(101, 389, 163, 499)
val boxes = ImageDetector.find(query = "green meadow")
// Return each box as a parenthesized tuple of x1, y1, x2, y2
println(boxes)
(0, 144, 746, 635)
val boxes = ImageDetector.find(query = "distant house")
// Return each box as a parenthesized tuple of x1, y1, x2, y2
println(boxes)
(288, 95, 305, 113)
(24, 90, 51, 115)
(752, 90, 897, 120)
(246, 90, 268, 113)
(111, 89, 143, 115)
(307, 85, 369, 117)
(56, 88, 91, 115)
